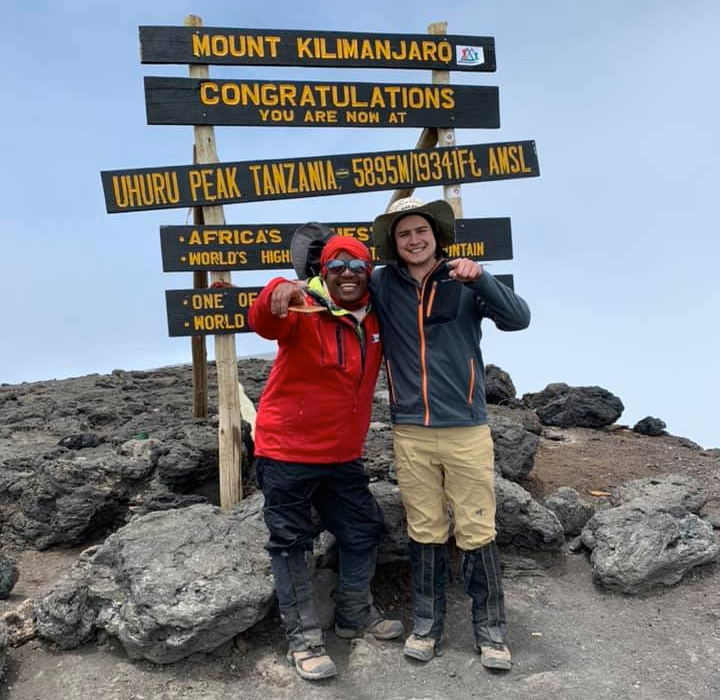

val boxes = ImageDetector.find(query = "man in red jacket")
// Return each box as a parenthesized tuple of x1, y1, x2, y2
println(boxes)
(249, 233, 403, 681)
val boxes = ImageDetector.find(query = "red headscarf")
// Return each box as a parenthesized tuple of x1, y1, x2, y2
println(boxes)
(319, 236, 372, 310)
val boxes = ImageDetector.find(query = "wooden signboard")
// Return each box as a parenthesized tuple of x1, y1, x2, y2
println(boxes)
(139, 26, 496, 72)
(166, 276, 514, 337)
(102, 141, 539, 213)
(145, 77, 499, 129)
(166, 287, 262, 337)
(159, 218, 513, 271)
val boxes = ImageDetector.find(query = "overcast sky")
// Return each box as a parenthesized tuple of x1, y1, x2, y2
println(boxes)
(2, 1, 718, 448)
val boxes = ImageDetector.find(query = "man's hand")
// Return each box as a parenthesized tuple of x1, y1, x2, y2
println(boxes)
(446, 258, 483, 283)
(270, 282, 305, 318)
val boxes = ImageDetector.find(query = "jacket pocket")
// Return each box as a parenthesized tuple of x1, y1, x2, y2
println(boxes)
(318, 317, 346, 368)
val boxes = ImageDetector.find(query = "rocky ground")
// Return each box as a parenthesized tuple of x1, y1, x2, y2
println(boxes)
(1, 360, 719, 699)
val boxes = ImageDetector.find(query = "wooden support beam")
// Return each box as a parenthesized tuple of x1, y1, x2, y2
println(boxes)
(428, 21, 464, 218)
(185, 14, 243, 507)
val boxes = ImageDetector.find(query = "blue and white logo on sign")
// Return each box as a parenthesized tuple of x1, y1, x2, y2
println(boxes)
(456, 45, 485, 66)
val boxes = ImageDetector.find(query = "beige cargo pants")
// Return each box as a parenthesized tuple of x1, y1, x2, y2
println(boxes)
(393, 424, 496, 550)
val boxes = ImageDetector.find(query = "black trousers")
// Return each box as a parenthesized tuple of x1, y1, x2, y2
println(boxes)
(256, 456, 385, 561)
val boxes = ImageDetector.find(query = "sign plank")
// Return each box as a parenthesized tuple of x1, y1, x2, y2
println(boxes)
(139, 26, 496, 72)
(102, 141, 539, 213)
(145, 77, 499, 129)
(166, 276, 514, 337)
(160, 219, 513, 272)
(166, 287, 262, 337)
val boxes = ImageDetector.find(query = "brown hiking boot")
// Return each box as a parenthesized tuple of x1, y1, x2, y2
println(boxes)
(479, 643, 512, 670)
(286, 647, 338, 680)
(403, 634, 440, 662)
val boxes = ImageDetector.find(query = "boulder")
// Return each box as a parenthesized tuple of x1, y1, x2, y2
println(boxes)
(0, 620, 7, 679)
(0, 555, 19, 599)
(523, 383, 624, 428)
(632, 416, 667, 437)
(57, 433, 103, 450)
(485, 364, 517, 405)
(580, 497, 719, 593)
(35, 498, 275, 663)
(488, 414, 539, 481)
(495, 477, 565, 551)
(0, 599, 36, 647)
(609, 475, 707, 513)
(543, 488, 594, 536)
(372, 471, 563, 555)
(370, 481, 410, 564)
(8, 441, 158, 550)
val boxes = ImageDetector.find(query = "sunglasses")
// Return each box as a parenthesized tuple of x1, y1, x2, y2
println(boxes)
(325, 259, 369, 275)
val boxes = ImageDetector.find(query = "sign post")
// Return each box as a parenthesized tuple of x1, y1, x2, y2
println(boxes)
(429, 21, 464, 218)
(191, 146, 209, 420)
(185, 14, 243, 507)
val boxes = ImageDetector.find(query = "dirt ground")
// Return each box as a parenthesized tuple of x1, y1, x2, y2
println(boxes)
(2, 425, 719, 700)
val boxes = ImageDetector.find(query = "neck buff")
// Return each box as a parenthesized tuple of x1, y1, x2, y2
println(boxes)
(320, 236, 373, 310)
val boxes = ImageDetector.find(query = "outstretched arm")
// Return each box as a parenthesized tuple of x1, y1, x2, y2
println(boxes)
(446, 258, 530, 331)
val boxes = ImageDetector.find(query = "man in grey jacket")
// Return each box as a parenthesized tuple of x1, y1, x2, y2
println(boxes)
(371, 197, 530, 670)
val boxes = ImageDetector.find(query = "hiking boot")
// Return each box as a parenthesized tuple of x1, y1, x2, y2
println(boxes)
(286, 647, 338, 680)
(403, 634, 440, 662)
(478, 643, 512, 670)
(335, 615, 404, 640)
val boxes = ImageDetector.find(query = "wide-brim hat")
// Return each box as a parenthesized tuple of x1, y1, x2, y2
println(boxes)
(290, 222, 335, 279)
(372, 197, 455, 261)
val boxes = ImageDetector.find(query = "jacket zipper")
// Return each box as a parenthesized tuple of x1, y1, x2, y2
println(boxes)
(386, 359, 397, 405)
(467, 357, 476, 404)
(417, 261, 444, 426)
(335, 324, 344, 366)
(426, 281, 438, 318)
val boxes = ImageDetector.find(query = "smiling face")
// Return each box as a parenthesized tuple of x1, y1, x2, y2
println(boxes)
(392, 213, 438, 274)
(324, 251, 369, 306)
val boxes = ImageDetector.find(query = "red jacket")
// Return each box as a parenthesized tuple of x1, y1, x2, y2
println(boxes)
(248, 277, 383, 463)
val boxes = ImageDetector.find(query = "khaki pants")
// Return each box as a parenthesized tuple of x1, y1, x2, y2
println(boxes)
(393, 424, 496, 550)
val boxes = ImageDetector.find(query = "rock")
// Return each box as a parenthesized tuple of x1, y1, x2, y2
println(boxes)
(364, 423, 395, 482)
(0, 620, 7, 680)
(58, 433, 102, 450)
(155, 422, 220, 491)
(700, 501, 720, 528)
(523, 383, 624, 428)
(311, 567, 337, 630)
(543, 488, 595, 536)
(495, 477, 565, 551)
(0, 599, 36, 646)
(485, 364, 517, 404)
(33, 554, 97, 649)
(632, 416, 666, 436)
(35, 498, 275, 663)
(372, 473, 564, 556)
(609, 475, 707, 513)
(131, 492, 208, 516)
(370, 481, 410, 564)
(488, 414, 539, 481)
(580, 497, 720, 593)
(10, 445, 157, 550)
(0, 555, 19, 599)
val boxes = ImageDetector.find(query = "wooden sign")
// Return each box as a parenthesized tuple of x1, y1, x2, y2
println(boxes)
(139, 26, 496, 72)
(102, 141, 539, 213)
(166, 276, 513, 337)
(160, 219, 513, 272)
(166, 287, 262, 337)
(145, 77, 499, 129)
